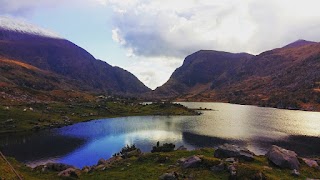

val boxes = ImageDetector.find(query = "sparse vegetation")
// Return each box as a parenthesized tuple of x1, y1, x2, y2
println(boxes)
(151, 141, 176, 153)
(1, 146, 319, 180)
(0, 100, 198, 133)
(113, 144, 141, 159)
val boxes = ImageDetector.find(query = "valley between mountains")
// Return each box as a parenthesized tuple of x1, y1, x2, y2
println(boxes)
(152, 40, 320, 111)
(1, 17, 319, 112)
(0, 15, 319, 180)
(0, 17, 319, 135)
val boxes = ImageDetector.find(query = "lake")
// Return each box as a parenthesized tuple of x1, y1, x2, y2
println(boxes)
(0, 102, 319, 168)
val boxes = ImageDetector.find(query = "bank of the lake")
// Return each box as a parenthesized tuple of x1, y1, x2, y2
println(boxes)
(0, 101, 199, 134)
(1, 145, 320, 180)
(1, 102, 319, 169)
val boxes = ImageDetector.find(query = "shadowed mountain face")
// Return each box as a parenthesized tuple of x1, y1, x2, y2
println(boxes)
(154, 41, 320, 111)
(154, 50, 254, 97)
(0, 28, 150, 95)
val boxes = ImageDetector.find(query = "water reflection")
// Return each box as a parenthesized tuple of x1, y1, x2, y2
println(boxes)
(0, 102, 319, 168)
(58, 130, 189, 167)
(182, 131, 243, 147)
(0, 131, 86, 163)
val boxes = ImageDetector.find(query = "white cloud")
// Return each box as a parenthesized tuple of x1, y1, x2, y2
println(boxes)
(111, 28, 126, 45)
(124, 56, 183, 89)
(0, 0, 62, 15)
(107, 0, 320, 88)
(0, 0, 107, 16)
(0, 16, 62, 38)
(1, 0, 320, 89)
(108, 0, 320, 56)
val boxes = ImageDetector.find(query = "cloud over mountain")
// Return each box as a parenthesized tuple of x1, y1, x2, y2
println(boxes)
(108, 0, 320, 57)
(1, 0, 320, 89)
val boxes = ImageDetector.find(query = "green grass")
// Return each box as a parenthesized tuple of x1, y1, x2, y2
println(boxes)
(0, 156, 58, 180)
(81, 148, 226, 180)
(0, 102, 198, 133)
(1, 148, 320, 180)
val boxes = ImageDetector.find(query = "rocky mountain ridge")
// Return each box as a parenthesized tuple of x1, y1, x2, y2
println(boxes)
(0, 17, 150, 99)
(153, 40, 320, 111)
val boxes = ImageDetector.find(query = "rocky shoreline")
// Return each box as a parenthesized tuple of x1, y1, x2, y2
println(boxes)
(31, 144, 320, 179)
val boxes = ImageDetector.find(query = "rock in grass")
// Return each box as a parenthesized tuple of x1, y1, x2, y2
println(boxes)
(225, 157, 237, 163)
(94, 164, 105, 170)
(176, 145, 187, 151)
(291, 169, 300, 177)
(106, 156, 123, 164)
(177, 157, 186, 164)
(181, 155, 202, 168)
(214, 144, 255, 161)
(211, 163, 225, 172)
(302, 158, 319, 168)
(81, 166, 91, 173)
(159, 172, 177, 180)
(35, 163, 75, 172)
(97, 158, 106, 165)
(266, 145, 300, 170)
(122, 149, 142, 158)
(58, 168, 80, 178)
(228, 164, 237, 177)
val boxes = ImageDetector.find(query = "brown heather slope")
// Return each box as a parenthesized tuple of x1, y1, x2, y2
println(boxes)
(153, 40, 320, 111)
(0, 28, 150, 95)
(0, 57, 95, 103)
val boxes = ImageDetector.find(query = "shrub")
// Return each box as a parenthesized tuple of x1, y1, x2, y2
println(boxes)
(151, 141, 175, 153)
(113, 144, 141, 158)
(120, 144, 137, 154)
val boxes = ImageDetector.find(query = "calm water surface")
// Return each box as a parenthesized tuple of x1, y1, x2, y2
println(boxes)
(0, 102, 319, 168)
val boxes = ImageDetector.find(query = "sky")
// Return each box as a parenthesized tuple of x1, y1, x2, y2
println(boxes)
(1, 0, 320, 89)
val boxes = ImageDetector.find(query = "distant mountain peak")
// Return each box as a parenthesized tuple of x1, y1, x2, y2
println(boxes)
(283, 39, 316, 48)
(0, 16, 62, 39)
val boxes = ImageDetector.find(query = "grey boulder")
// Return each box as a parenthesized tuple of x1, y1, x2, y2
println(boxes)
(58, 168, 80, 178)
(176, 145, 187, 151)
(214, 144, 255, 161)
(266, 145, 300, 170)
(302, 158, 319, 168)
(181, 155, 202, 168)
(159, 172, 177, 180)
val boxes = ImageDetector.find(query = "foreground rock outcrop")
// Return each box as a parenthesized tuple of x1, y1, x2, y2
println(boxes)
(302, 158, 319, 168)
(266, 145, 300, 170)
(179, 155, 202, 168)
(29, 144, 320, 179)
(58, 167, 80, 178)
(214, 144, 255, 161)
(35, 162, 75, 172)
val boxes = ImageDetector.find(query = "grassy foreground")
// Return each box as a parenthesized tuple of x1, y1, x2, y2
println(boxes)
(1, 148, 319, 180)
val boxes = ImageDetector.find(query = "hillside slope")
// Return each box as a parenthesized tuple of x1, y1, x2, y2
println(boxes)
(0, 17, 150, 95)
(154, 41, 320, 111)
(154, 50, 254, 97)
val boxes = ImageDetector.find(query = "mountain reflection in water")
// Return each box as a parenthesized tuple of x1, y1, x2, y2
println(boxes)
(0, 102, 319, 168)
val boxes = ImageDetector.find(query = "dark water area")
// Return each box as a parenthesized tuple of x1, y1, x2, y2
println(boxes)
(0, 102, 319, 168)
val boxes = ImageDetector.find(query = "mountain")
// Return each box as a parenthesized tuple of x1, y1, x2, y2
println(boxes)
(154, 50, 254, 97)
(0, 16, 150, 97)
(282, 39, 317, 49)
(153, 40, 320, 111)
